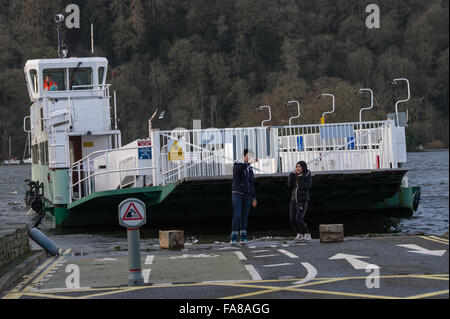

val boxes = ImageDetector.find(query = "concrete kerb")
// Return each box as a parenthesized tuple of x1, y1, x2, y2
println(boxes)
(0, 250, 47, 293)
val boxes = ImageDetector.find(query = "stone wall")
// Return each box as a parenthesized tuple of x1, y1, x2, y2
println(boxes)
(0, 224, 31, 270)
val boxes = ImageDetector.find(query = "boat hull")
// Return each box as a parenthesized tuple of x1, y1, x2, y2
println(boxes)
(51, 169, 419, 228)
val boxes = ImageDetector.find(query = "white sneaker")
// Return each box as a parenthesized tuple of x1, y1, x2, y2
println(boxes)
(303, 233, 312, 241)
(295, 233, 303, 240)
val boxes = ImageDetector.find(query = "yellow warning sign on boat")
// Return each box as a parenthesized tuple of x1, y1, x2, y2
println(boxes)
(168, 140, 185, 161)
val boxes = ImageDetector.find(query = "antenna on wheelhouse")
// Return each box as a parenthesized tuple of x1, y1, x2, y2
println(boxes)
(91, 21, 94, 55)
(55, 14, 67, 58)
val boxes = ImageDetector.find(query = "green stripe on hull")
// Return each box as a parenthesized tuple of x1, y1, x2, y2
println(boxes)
(61, 184, 176, 227)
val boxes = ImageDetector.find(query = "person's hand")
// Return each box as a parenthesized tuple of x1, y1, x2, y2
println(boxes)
(251, 200, 257, 208)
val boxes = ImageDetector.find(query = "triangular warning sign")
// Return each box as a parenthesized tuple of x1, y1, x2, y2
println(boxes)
(168, 140, 185, 161)
(122, 202, 143, 221)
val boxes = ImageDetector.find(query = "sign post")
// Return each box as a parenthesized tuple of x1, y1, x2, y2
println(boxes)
(118, 198, 147, 286)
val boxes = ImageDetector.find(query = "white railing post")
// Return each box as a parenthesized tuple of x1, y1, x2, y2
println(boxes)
(392, 78, 410, 127)
(151, 129, 162, 186)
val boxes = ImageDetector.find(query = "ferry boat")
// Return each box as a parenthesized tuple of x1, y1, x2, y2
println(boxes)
(23, 22, 420, 228)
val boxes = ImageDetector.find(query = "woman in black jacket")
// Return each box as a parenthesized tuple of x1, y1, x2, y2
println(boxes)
(288, 161, 313, 240)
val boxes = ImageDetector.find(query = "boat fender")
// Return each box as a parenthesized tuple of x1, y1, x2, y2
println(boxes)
(413, 191, 421, 211)
(28, 227, 60, 256)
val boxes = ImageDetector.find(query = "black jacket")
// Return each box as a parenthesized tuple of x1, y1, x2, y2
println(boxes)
(288, 170, 312, 202)
(232, 162, 256, 200)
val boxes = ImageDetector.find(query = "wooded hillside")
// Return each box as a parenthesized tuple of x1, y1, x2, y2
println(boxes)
(0, 0, 448, 158)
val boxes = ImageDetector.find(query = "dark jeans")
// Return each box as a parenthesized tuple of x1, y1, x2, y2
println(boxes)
(231, 193, 251, 234)
(289, 201, 309, 235)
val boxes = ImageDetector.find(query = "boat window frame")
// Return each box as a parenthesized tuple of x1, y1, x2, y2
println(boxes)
(29, 69, 39, 94)
(98, 66, 105, 86)
(69, 67, 94, 90)
(43, 68, 67, 91)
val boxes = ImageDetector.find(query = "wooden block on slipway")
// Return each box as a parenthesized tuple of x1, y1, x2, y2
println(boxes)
(319, 224, 344, 243)
(159, 230, 184, 249)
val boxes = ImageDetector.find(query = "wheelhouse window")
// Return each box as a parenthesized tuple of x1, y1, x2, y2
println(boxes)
(69, 67, 93, 90)
(98, 67, 105, 85)
(43, 68, 66, 91)
(30, 69, 38, 93)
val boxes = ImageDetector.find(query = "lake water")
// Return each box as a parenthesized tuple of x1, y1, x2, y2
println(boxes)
(0, 150, 448, 254)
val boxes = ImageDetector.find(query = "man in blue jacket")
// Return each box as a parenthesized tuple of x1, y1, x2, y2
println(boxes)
(230, 149, 257, 244)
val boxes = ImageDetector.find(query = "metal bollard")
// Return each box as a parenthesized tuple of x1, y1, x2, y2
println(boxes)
(127, 228, 144, 286)
(118, 198, 147, 287)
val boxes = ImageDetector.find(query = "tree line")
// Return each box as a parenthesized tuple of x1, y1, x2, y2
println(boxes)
(0, 0, 448, 158)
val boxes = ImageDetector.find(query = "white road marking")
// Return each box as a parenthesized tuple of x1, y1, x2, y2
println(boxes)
(278, 249, 299, 259)
(397, 244, 447, 256)
(245, 265, 263, 280)
(263, 263, 293, 267)
(145, 255, 155, 265)
(142, 269, 151, 283)
(234, 251, 247, 260)
(254, 254, 279, 258)
(293, 262, 318, 284)
(329, 253, 379, 270)
(94, 258, 118, 262)
(170, 254, 219, 259)
(251, 250, 270, 253)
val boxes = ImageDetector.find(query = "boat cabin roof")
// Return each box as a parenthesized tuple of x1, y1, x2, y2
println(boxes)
(24, 57, 107, 70)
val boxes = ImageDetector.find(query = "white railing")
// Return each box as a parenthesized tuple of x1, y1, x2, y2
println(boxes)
(69, 144, 155, 203)
(70, 119, 400, 202)
(156, 120, 397, 185)
(276, 120, 395, 172)
(157, 126, 278, 185)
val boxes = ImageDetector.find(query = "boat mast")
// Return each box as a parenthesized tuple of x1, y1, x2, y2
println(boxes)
(55, 14, 66, 58)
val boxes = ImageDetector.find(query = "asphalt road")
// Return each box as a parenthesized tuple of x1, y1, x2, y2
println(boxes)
(1, 234, 448, 300)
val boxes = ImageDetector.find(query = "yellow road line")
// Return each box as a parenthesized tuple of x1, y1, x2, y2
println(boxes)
(1, 252, 68, 299)
(220, 277, 356, 299)
(31, 286, 121, 294)
(429, 235, 449, 243)
(77, 282, 210, 299)
(6, 256, 54, 294)
(18, 292, 77, 299)
(288, 287, 399, 299)
(409, 275, 449, 281)
(405, 289, 449, 299)
(22, 249, 71, 293)
(419, 236, 449, 245)
(5, 270, 449, 300)
(219, 274, 449, 300)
